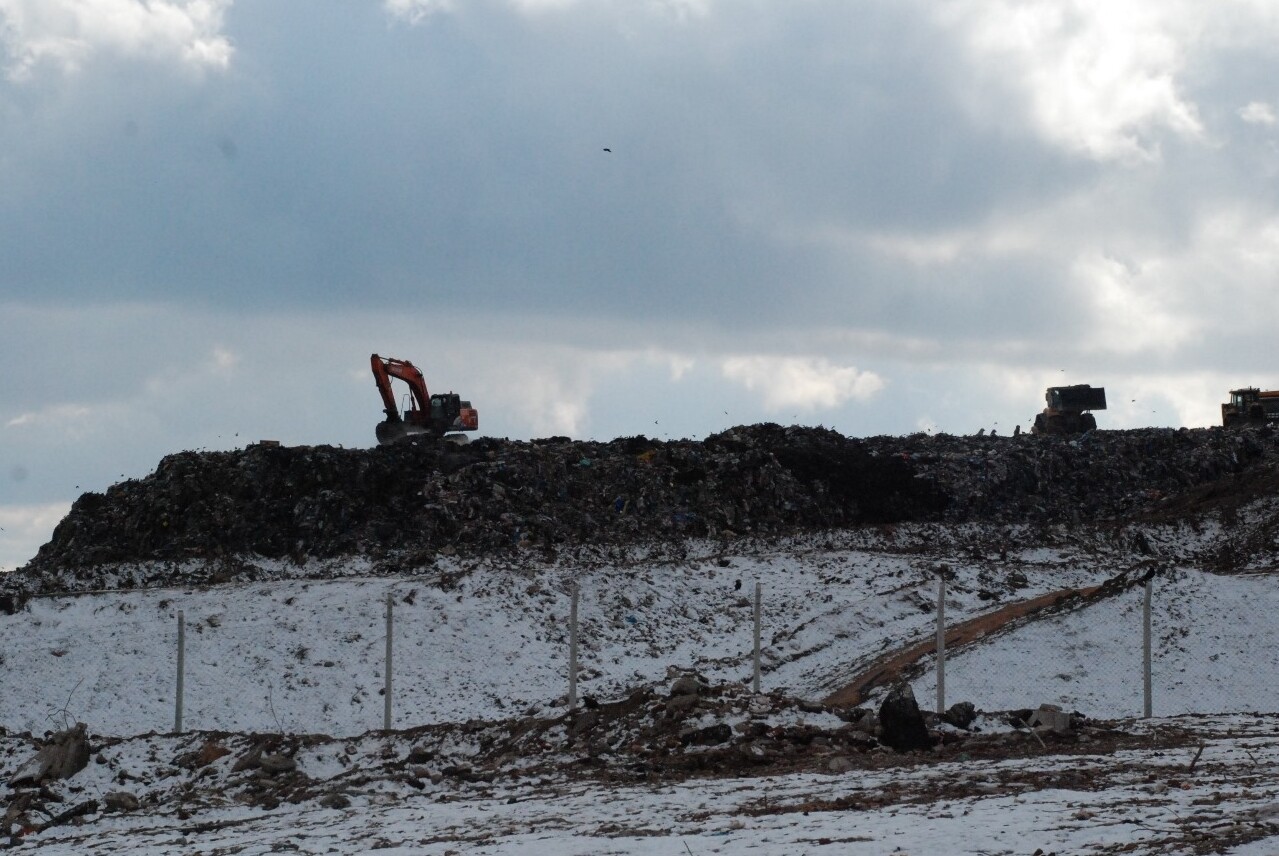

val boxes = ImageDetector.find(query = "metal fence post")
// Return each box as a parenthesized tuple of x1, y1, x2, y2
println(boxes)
(752, 581, 762, 694)
(1143, 577, 1153, 719)
(568, 582, 579, 709)
(175, 610, 185, 734)
(936, 566, 947, 716)
(384, 592, 393, 731)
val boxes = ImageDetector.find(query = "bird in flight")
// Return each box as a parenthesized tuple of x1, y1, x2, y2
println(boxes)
(602, 148, 612, 152)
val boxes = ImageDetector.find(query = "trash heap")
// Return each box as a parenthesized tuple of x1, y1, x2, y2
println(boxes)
(862, 424, 1279, 522)
(13, 426, 944, 587)
(10, 423, 1279, 595)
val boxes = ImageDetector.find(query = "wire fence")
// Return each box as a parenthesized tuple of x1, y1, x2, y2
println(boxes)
(925, 565, 1279, 720)
(5, 562, 1275, 737)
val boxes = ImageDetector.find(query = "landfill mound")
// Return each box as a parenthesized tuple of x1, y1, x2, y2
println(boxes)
(10, 423, 1279, 597)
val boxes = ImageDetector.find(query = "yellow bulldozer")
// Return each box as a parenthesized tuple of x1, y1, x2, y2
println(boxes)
(1222, 388, 1279, 428)
(1032, 384, 1106, 435)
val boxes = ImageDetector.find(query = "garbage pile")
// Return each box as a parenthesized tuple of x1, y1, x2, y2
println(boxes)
(10, 423, 1279, 596)
(863, 424, 1279, 522)
(13, 426, 944, 583)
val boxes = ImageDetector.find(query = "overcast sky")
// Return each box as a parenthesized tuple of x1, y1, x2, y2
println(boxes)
(4, 0, 1279, 570)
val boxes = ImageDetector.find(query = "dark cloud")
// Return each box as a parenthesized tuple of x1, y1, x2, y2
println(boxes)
(0, 1, 1092, 341)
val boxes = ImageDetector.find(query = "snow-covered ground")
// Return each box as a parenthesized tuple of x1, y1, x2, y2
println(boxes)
(0, 529, 1159, 738)
(9, 715, 1279, 855)
(5, 523, 1279, 855)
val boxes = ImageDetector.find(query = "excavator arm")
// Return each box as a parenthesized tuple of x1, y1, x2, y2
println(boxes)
(370, 354, 430, 422)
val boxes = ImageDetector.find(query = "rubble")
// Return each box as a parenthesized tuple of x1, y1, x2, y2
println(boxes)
(6, 422, 1279, 599)
(0, 702, 1215, 850)
(1027, 704, 1076, 734)
(7, 724, 90, 787)
(941, 701, 977, 730)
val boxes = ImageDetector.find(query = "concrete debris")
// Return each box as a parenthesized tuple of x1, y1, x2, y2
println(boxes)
(1028, 704, 1074, 734)
(7, 724, 90, 787)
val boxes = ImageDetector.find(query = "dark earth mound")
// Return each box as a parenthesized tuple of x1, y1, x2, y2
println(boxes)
(8, 423, 1279, 601)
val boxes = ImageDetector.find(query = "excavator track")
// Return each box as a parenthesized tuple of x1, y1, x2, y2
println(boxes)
(375, 420, 433, 446)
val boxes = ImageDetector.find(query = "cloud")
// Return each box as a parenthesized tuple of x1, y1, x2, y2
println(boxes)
(383, 0, 454, 23)
(1240, 101, 1278, 126)
(0, 0, 232, 80)
(1072, 253, 1196, 355)
(720, 357, 885, 412)
(5, 403, 94, 432)
(937, 0, 1207, 162)
(0, 502, 71, 572)
(384, 0, 711, 23)
(493, 366, 591, 437)
(472, 346, 699, 438)
(208, 346, 239, 376)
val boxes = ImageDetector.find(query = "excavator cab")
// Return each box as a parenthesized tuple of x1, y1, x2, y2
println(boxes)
(429, 394, 479, 432)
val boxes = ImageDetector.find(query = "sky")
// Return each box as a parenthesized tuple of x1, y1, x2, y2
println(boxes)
(4, 0, 1279, 571)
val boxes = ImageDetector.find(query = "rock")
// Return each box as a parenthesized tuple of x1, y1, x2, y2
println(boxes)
(319, 793, 351, 809)
(843, 729, 876, 747)
(941, 701, 977, 730)
(665, 694, 699, 717)
(103, 791, 139, 813)
(258, 753, 297, 775)
(854, 709, 879, 733)
(878, 685, 931, 753)
(568, 710, 599, 739)
(669, 675, 702, 698)
(174, 741, 231, 770)
(679, 723, 732, 747)
(198, 741, 232, 767)
(8, 723, 91, 787)
(231, 747, 262, 773)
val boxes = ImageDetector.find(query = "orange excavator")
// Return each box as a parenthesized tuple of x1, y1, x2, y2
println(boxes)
(370, 354, 478, 445)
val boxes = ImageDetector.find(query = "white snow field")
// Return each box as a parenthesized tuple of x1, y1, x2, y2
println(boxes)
(2, 524, 1279, 855)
